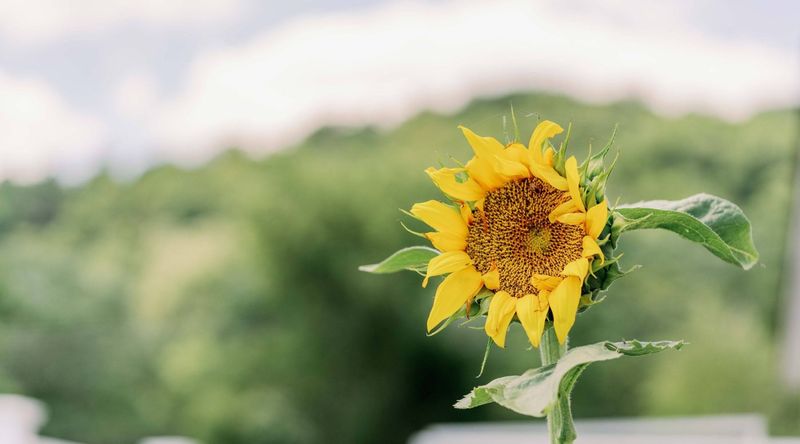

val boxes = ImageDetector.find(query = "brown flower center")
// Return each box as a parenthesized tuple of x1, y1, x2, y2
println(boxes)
(465, 177, 584, 298)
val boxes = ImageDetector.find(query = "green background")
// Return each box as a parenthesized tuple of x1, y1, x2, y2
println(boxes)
(0, 93, 796, 443)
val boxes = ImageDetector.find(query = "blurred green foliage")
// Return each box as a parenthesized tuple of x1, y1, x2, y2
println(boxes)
(0, 93, 795, 443)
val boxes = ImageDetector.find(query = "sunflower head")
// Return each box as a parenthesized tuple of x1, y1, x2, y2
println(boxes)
(362, 113, 758, 433)
(411, 120, 623, 348)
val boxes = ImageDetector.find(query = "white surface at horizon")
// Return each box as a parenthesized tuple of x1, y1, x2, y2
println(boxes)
(138, 438, 199, 444)
(0, 393, 200, 444)
(410, 415, 800, 444)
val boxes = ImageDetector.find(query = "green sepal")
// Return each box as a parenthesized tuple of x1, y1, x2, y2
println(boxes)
(602, 261, 640, 291)
(399, 220, 426, 238)
(577, 291, 604, 313)
(508, 102, 522, 144)
(427, 304, 464, 337)
(552, 123, 571, 175)
(587, 257, 640, 292)
(579, 252, 637, 313)
(584, 151, 618, 206)
(614, 193, 758, 269)
(454, 339, 685, 417)
(578, 125, 617, 207)
(359, 246, 438, 273)
(476, 337, 492, 378)
(584, 124, 617, 179)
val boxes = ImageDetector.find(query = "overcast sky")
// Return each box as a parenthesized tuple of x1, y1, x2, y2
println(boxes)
(0, 0, 798, 184)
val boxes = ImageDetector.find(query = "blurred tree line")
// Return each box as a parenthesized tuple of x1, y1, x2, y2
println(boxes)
(0, 93, 795, 443)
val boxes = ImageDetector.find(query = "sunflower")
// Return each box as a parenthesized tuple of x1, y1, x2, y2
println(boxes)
(411, 121, 609, 348)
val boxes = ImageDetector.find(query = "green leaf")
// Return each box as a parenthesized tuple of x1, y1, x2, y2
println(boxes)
(359, 246, 438, 273)
(614, 193, 758, 270)
(605, 339, 685, 355)
(454, 340, 684, 416)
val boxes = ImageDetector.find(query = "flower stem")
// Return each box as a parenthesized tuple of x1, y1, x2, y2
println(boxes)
(539, 326, 576, 444)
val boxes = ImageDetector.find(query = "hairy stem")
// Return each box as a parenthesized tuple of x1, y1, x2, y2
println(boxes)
(539, 326, 576, 444)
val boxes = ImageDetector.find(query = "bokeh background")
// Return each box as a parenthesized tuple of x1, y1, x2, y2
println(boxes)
(0, 1, 798, 443)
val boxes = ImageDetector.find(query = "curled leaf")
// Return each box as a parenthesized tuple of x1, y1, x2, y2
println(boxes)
(455, 339, 685, 417)
(614, 193, 758, 269)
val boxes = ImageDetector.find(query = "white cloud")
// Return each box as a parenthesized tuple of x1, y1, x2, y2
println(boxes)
(0, 71, 105, 184)
(113, 72, 160, 119)
(0, 0, 244, 45)
(2, 0, 797, 182)
(152, 0, 800, 165)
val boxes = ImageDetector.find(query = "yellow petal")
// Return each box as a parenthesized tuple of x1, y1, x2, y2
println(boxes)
(427, 267, 483, 331)
(504, 143, 530, 168)
(528, 120, 563, 165)
(425, 232, 466, 252)
(537, 291, 550, 311)
(494, 155, 529, 179)
(482, 267, 500, 290)
(561, 257, 589, 279)
(565, 156, 586, 212)
(531, 274, 562, 293)
(460, 126, 505, 159)
(543, 147, 555, 167)
(556, 212, 586, 226)
(425, 167, 485, 202)
(466, 157, 507, 190)
(581, 236, 604, 263)
(410, 200, 467, 236)
(585, 199, 608, 239)
(548, 276, 582, 343)
(459, 203, 473, 224)
(484, 291, 517, 348)
(422, 251, 473, 288)
(549, 198, 578, 223)
(516, 294, 548, 348)
(529, 162, 568, 191)
(459, 126, 512, 187)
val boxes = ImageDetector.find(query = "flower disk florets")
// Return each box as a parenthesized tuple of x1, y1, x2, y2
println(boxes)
(410, 121, 617, 348)
(466, 177, 584, 298)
